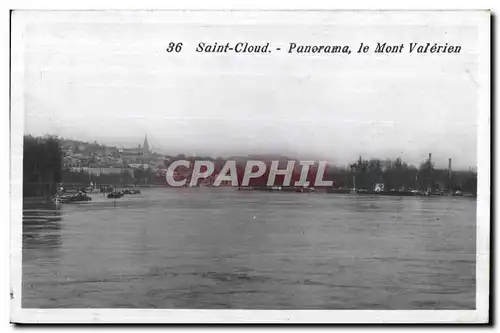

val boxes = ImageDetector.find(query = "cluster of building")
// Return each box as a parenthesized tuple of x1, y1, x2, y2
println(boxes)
(61, 135, 168, 177)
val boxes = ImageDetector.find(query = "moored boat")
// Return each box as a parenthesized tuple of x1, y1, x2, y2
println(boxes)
(356, 190, 424, 196)
(122, 188, 141, 195)
(107, 192, 124, 199)
(53, 192, 92, 203)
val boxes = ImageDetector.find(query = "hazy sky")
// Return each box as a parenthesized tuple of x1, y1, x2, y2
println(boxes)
(19, 11, 480, 169)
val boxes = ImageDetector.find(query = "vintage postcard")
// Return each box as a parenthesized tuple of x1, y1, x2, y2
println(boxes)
(10, 10, 490, 323)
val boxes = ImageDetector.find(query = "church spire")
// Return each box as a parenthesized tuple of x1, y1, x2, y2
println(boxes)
(143, 134, 150, 153)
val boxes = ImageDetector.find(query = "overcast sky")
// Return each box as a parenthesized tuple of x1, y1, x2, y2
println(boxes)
(19, 11, 480, 169)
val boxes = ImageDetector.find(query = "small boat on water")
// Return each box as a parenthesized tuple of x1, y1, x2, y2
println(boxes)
(107, 192, 124, 199)
(122, 188, 141, 195)
(356, 189, 424, 196)
(53, 192, 92, 203)
(241, 186, 283, 191)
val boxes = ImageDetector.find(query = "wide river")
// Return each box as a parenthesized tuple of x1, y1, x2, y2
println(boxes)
(22, 187, 476, 309)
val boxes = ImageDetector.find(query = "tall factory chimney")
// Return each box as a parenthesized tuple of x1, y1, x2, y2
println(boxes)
(448, 158, 452, 180)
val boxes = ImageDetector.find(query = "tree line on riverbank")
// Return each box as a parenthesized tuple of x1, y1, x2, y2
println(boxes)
(158, 155, 476, 194)
(341, 157, 476, 194)
(22, 135, 477, 197)
(23, 135, 62, 199)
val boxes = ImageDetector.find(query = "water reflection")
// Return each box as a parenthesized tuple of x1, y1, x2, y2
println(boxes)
(23, 202, 62, 250)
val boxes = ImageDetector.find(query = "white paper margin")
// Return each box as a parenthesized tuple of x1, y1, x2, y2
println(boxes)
(9, 10, 491, 324)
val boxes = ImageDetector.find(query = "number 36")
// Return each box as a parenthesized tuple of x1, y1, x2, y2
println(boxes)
(166, 42, 183, 52)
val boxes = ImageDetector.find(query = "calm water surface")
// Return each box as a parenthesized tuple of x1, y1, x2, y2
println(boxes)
(22, 188, 476, 309)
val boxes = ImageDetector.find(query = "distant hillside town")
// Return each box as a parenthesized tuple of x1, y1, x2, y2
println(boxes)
(60, 135, 167, 175)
